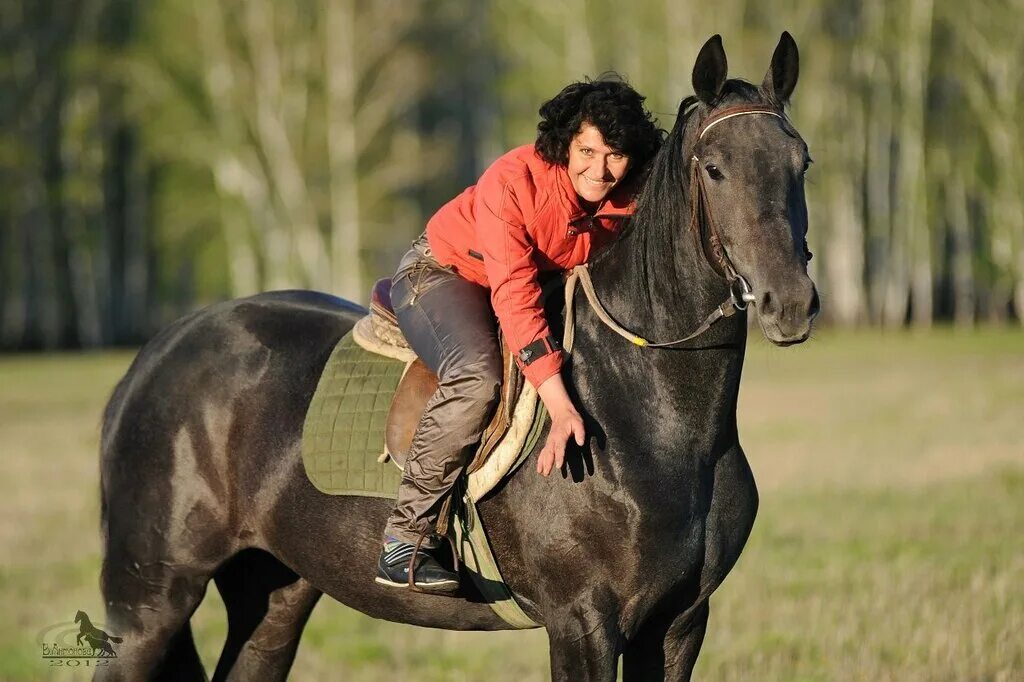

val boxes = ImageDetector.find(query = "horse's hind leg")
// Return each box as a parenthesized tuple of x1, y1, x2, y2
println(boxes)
(621, 600, 710, 682)
(547, 613, 620, 682)
(97, 441, 228, 680)
(96, 556, 212, 681)
(211, 549, 322, 682)
(160, 621, 207, 680)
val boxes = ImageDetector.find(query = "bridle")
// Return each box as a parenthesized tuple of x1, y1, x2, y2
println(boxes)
(563, 104, 805, 352)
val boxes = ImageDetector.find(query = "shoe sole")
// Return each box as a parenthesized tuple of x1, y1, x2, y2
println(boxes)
(374, 576, 460, 593)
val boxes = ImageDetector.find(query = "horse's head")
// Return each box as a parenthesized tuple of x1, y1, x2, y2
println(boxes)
(75, 610, 85, 623)
(686, 32, 819, 345)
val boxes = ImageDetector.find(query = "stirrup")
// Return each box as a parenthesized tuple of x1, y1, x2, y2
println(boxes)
(407, 528, 461, 593)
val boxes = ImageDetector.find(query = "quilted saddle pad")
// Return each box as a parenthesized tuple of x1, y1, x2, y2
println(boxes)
(301, 331, 407, 498)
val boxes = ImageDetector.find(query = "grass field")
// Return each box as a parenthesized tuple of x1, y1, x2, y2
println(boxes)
(1, 329, 1021, 680)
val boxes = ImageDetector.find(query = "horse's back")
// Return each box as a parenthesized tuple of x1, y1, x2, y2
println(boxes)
(102, 289, 362, 443)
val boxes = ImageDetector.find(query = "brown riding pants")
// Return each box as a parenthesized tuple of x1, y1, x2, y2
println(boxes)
(382, 234, 503, 545)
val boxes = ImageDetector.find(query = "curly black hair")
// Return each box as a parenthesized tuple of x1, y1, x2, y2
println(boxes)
(535, 75, 663, 172)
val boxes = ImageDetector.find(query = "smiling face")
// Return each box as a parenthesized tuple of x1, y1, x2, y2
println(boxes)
(567, 123, 631, 208)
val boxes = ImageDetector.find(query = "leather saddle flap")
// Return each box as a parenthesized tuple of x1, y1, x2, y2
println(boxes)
(384, 342, 524, 473)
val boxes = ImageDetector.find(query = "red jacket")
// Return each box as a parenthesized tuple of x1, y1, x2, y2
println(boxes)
(426, 144, 636, 388)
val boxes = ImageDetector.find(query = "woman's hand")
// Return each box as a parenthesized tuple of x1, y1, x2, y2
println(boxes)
(535, 373, 585, 477)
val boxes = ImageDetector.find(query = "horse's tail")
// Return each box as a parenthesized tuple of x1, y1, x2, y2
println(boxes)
(108, 636, 123, 644)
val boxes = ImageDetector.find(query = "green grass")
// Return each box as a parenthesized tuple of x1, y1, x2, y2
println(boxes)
(697, 469, 1023, 681)
(0, 329, 1021, 680)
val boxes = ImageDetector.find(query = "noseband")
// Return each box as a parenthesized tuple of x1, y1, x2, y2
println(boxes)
(563, 105, 800, 352)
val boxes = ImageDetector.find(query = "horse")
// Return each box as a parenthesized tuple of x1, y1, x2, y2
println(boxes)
(96, 32, 817, 682)
(83, 634, 120, 658)
(76, 610, 123, 648)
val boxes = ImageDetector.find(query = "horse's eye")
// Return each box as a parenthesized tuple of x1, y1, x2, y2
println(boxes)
(705, 163, 724, 181)
(802, 159, 813, 175)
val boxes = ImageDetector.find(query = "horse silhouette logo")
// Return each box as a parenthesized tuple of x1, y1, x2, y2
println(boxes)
(75, 610, 122, 658)
(38, 610, 122, 665)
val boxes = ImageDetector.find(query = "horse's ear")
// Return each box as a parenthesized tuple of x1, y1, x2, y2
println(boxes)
(762, 31, 799, 105)
(692, 35, 728, 104)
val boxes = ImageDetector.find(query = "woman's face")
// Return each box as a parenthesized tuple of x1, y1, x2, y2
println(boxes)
(567, 123, 631, 206)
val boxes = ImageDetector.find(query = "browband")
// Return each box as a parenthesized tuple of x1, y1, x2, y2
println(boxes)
(698, 105, 784, 140)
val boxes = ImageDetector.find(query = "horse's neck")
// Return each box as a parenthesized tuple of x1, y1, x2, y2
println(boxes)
(574, 193, 747, 456)
(587, 185, 740, 347)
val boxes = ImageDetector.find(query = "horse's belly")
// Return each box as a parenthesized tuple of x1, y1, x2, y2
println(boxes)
(266, 493, 522, 631)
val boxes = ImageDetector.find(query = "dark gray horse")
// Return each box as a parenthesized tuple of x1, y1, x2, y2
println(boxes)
(97, 33, 817, 681)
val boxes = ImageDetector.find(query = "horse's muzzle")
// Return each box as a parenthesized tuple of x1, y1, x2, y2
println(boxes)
(756, 280, 820, 345)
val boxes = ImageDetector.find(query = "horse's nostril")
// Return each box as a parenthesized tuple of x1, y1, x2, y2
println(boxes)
(809, 289, 821, 317)
(760, 290, 772, 311)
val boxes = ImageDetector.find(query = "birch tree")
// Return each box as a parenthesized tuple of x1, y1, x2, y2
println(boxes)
(959, 0, 1024, 321)
(132, 0, 426, 300)
(894, 0, 936, 327)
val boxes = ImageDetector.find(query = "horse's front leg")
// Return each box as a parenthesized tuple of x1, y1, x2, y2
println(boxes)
(621, 600, 710, 682)
(546, 611, 620, 682)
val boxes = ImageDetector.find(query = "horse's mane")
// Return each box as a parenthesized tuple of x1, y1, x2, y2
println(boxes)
(624, 95, 700, 243)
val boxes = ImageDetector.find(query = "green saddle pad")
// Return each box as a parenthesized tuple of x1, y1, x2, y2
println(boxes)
(301, 332, 407, 498)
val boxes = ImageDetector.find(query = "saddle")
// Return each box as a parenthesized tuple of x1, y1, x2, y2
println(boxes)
(352, 278, 529, 477)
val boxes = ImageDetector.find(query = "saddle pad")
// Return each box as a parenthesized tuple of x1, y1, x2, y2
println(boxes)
(301, 332, 407, 498)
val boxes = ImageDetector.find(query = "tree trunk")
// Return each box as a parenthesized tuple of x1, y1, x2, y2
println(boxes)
(1, 199, 28, 348)
(123, 128, 149, 341)
(902, 0, 935, 328)
(824, 170, 868, 326)
(861, 1, 895, 326)
(946, 168, 975, 327)
(244, 0, 327, 289)
(325, 0, 363, 301)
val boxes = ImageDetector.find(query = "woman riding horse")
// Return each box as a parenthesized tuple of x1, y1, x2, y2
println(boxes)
(378, 78, 664, 591)
(97, 33, 816, 680)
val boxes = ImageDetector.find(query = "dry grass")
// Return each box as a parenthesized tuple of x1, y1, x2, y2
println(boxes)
(0, 329, 1021, 680)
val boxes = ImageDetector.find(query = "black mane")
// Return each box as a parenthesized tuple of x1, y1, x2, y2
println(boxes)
(625, 95, 699, 243)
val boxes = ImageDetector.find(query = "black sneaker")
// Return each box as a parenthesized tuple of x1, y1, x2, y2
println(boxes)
(375, 541, 460, 593)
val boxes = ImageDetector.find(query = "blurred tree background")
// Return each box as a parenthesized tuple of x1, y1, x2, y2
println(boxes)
(1, 0, 1021, 350)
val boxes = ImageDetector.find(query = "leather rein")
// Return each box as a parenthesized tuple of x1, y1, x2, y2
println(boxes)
(563, 105, 786, 353)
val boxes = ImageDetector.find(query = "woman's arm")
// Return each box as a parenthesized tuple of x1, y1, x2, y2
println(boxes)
(471, 158, 582, 476)
(473, 165, 564, 390)
(535, 372, 585, 477)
